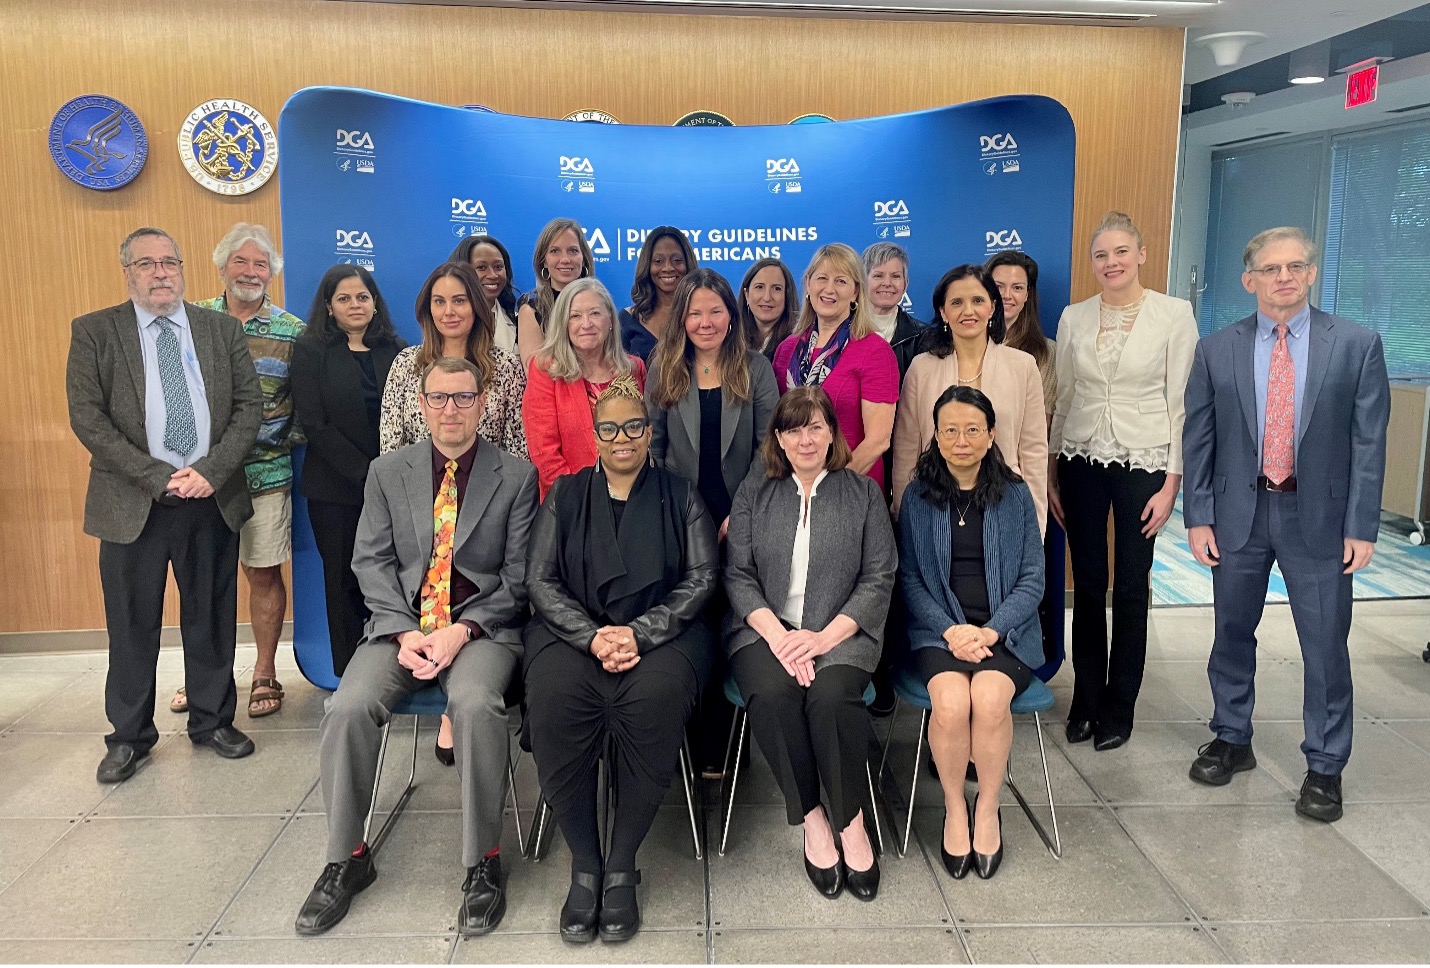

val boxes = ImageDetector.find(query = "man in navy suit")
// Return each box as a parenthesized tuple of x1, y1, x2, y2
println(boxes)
(1181, 227, 1390, 822)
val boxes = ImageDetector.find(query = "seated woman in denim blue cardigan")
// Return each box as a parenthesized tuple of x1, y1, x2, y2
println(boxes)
(898, 385, 1045, 882)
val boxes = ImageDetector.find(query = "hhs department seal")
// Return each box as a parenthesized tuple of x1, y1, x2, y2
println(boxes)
(564, 109, 620, 124)
(48, 95, 149, 190)
(674, 110, 734, 127)
(177, 99, 279, 195)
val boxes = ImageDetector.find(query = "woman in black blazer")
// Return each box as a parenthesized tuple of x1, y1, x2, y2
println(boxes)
(292, 265, 406, 675)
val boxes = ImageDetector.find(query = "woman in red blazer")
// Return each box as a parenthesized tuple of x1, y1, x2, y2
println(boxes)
(523, 276, 648, 497)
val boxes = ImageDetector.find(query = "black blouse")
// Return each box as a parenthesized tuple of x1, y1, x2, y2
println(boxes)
(351, 348, 382, 445)
(949, 492, 991, 628)
(696, 387, 731, 525)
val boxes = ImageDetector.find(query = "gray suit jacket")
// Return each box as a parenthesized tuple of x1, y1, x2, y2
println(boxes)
(353, 439, 538, 653)
(647, 349, 780, 506)
(1182, 307, 1390, 557)
(66, 300, 262, 543)
(723, 468, 896, 673)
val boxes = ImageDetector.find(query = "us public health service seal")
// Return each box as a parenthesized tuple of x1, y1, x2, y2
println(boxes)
(674, 110, 734, 127)
(177, 99, 279, 195)
(48, 95, 148, 190)
(564, 109, 620, 124)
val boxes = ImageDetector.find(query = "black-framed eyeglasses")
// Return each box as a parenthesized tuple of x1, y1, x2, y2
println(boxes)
(126, 257, 183, 273)
(595, 418, 650, 442)
(421, 391, 479, 409)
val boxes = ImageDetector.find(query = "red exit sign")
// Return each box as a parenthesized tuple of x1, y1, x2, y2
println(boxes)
(1346, 65, 1379, 108)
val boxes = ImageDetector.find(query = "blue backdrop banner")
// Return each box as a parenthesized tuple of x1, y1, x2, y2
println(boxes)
(278, 86, 1076, 690)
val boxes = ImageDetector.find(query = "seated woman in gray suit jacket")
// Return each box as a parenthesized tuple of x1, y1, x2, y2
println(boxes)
(523, 376, 718, 945)
(724, 386, 896, 903)
(899, 386, 1045, 883)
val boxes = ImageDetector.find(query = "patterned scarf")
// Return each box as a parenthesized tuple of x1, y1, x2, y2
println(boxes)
(787, 317, 853, 388)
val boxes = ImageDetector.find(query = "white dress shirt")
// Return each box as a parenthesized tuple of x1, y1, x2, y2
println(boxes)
(133, 301, 211, 468)
(779, 469, 828, 627)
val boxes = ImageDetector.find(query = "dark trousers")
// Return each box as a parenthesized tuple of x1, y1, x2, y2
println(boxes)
(525, 641, 698, 875)
(307, 498, 368, 677)
(731, 645, 872, 829)
(1208, 490, 1355, 775)
(1059, 455, 1165, 736)
(98, 497, 238, 751)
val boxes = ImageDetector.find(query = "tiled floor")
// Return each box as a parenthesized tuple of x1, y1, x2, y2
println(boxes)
(1, 599, 1428, 964)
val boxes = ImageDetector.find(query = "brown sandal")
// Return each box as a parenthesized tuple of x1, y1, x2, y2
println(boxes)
(169, 686, 188, 713)
(247, 677, 284, 718)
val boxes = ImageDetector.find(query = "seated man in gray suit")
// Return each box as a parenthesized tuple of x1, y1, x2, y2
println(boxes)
(295, 357, 538, 937)
(1183, 226, 1390, 822)
(67, 227, 263, 783)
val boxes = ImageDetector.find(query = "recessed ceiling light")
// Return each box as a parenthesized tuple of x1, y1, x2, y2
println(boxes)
(1289, 41, 1329, 85)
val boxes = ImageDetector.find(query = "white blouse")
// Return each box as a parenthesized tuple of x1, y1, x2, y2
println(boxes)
(779, 470, 828, 628)
(492, 302, 518, 356)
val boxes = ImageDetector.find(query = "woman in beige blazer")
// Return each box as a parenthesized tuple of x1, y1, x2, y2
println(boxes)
(892, 264, 1047, 533)
(1048, 211, 1198, 752)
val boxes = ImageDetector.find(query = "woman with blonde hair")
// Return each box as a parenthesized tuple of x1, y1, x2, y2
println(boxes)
(772, 244, 900, 490)
(516, 217, 595, 366)
(522, 276, 647, 498)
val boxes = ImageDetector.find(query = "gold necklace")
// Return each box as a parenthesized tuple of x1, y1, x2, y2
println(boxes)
(952, 487, 974, 527)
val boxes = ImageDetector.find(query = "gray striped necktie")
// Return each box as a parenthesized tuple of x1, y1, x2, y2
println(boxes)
(155, 316, 198, 456)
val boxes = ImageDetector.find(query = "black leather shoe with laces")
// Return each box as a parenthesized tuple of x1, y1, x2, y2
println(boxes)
(459, 855, 507, 937)
(1295, 770, 1343, 823)
(1188, 738, 1256, 786)
(294, 854, 376, 936)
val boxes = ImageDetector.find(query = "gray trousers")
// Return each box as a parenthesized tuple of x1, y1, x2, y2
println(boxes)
(320, 638, 518, 867)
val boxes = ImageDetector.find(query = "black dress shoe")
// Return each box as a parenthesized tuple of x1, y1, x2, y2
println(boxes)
(845, 854, 880, 901)
(598, 870, 641, 942)
(194, 725, 255, 759)
(459, 855, 506, 936)
(1188, 738, 1256, 786)
(295, 853, 377, 935)
(560, 871, 601, 943)
(803, 853, 845, 899)
(940, 808, 974, 880)
(1295, 770, 1343, 823)
(96, 744, 147, 783)
(1065, 720, 1095, 744)
(1093, 732, 1129, 752)
(434, 738, 455, 767)
(973, 806, 1003, 880)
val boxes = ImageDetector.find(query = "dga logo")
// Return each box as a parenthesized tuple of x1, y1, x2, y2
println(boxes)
(564, 109, 620, 124)
(335, 127, 376, 173)
(177, 99, 277, 195)
(49, 95, 149, 190)
(335, 229, 375, 269)
(873, 199, 912, 238)
(674, 110, 734, 127)
(899, 292, 915, 312)
(979, 132, 1021, 175)
(450, 198, 489, 239)
(765, 157, 802, 194)
(558, 155, 596, 193)
(585, 227, 612, 263)
(984, 229, 1024, 253)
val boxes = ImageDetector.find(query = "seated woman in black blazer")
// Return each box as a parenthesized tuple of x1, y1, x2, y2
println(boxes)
(523, 376, 718, 944)
(724, 386, 896, 902)
(898, 386, 1045, 881)
(291, 265, 406, 675)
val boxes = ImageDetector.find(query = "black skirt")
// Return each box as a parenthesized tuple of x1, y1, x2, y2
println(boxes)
(913, 642, 1033, 697)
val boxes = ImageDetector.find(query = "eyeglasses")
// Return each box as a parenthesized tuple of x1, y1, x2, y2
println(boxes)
(777, 424, 828, 442)
(421, 391, 479, 409)
(595, 418, 650, 442)
(126, 257, 183, 274)
(935, 427, 987, 442)
(1249, 261, 1311, 278)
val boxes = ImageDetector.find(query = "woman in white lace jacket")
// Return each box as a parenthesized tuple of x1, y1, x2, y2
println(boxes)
(1048, 211, 1198, 753)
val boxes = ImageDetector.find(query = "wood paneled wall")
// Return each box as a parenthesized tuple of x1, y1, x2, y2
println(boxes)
(0, 0, 1184, 633)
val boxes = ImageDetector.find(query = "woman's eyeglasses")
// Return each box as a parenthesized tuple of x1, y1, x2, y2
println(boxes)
(595, 418, 650, 442)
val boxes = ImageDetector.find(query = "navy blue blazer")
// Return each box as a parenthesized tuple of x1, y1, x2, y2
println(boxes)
(1182, 308, 1390, 557)
(898, 479, 1045, 671)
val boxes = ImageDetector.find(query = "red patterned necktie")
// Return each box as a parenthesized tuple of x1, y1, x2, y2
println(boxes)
(419, 460, 458, 631)
(1262, 324, 1295, 485)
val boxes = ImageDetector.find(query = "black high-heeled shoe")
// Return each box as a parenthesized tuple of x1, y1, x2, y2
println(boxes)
(559, 871, 600, 944)
(803, 852, 845, 899)
(940, 805, 974, 880)
(433, 737, 455, 767)
(973, 803, 1003, 880)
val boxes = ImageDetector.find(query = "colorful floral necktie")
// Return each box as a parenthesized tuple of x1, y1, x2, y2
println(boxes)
(1262, 324, 1295, 485)
(419, 459, 458, 631)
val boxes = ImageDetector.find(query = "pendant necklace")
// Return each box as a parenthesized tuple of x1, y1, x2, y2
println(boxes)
(952, 488, 973, 527)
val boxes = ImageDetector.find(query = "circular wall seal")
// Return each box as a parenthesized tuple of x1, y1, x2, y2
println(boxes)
(48, 95, 149, 190)
(177, 99, 279, 195)
(564, 109, 620, 124)
(788, 113, 835, 124)
(674, 110, 734, 127)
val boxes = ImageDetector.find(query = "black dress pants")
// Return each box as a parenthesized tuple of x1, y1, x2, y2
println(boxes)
(731, 645, 872, 829)
(525, 640, 699, 875)
(98, 497, 239, 751)
(307, 498, 368, 677)
(1058, 455, 1165, 736)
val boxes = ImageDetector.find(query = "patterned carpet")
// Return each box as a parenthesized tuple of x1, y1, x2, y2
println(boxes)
(1152, 498, 1430, 606)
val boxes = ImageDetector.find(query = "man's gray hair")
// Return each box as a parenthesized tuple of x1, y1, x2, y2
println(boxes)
(1243, 227, 1319, 270)
(119, 227, 181, 267)
(861, 241, 909, 274)
(212, 222, 284, 274)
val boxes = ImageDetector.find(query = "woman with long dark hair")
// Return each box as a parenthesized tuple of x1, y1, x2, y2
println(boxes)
(450, 234, 520, 356)
(899, 385, 1045, 881)
(291, 265, 406, 675)
(516, 218, 595, 367)
(619, 226, 697, 363)
(986, 250, 1055, 423)
(737, 258, 799, 361)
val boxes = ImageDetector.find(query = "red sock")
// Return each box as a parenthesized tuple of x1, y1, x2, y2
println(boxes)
(485, 846, 500, 859)
(352, 842, 369, 859)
